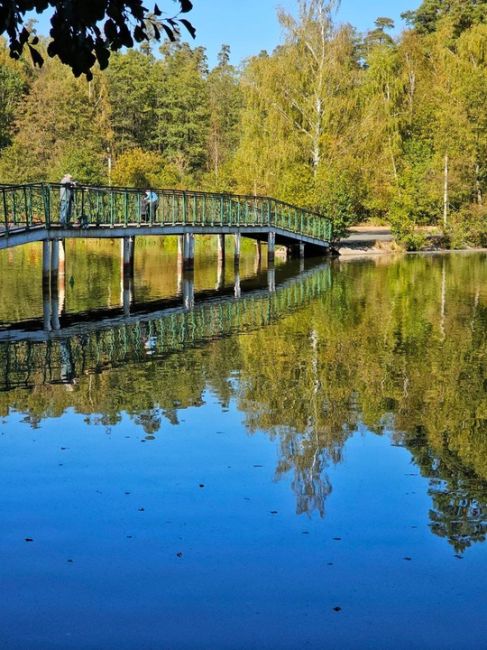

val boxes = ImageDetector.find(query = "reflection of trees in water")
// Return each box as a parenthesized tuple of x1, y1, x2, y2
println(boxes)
(406, 435, 487, 553)
(278, 441, 332, 517)
(1, 254, 487, 549)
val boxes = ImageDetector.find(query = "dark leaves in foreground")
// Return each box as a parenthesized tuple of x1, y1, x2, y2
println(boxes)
(0, 1, 196, 79)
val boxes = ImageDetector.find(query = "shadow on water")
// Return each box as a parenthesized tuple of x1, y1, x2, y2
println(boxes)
(0, 248, 486, 557)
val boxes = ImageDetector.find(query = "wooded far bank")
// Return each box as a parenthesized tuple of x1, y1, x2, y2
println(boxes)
(0, 0, 486, 249)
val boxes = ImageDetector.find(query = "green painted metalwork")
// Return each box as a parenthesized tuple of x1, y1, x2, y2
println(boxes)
(0, 183, 333, 244)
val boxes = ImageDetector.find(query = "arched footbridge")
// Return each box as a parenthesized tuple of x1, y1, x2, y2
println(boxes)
(0, 183, 333, 261)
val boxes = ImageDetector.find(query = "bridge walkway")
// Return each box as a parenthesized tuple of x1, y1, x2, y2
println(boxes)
(0, 183, 333, 258)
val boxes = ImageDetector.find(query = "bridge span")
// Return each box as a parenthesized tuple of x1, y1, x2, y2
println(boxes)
(0, 183, 333, 266)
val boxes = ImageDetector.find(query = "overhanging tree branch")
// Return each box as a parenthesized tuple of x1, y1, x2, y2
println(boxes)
(0, 1, 195, 79)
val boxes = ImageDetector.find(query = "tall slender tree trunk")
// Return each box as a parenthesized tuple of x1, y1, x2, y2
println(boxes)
(443, 152, 449, 229)
(476, 163, 482, 205)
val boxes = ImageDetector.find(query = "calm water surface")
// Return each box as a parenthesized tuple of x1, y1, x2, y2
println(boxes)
(0, 240, 486, 649)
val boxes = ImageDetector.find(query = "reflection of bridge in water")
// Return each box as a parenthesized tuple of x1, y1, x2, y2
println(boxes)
(0, 262, 332, 392)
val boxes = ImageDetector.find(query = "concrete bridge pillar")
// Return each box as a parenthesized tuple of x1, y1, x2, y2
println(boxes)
(234, 269, 241, 299)
(217, 234, 226, 262)
(121, 237, 135, 274)
(216, 257, 225, 291)
(268, 232, 275, 264)
(267, 264, 276, 293)
(51, 239, 60, 279)
(122, 274, 133, 317)
(234, 233, 241, 267)
(176, 236, 183, 295)
(183, 233, 195, 271)
(256, 240, 262, 262)
(42, 281, 51, 332)
(254, 240, 262, 275)
(42, 240, 51, 285)
(183, 272, 195, 310)
(288, 242, 305, 260)
(50, 272, 64, 332)
(120, 237, 134, 316)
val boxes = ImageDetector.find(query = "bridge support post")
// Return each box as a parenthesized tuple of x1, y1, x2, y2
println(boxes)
(183, 233, 195, 271)
(268, 232, 275, 264)
(216, 256, 225, 291)
(267, 264, 276, 293)
(122, 237, 135, 274)
(183, 272, 195, 311)
(42, 240, 51, 285)
(234, 233, 241, 268)
(122, 273, 133, 317)
(288, 242, 305, 260)
(234, 269, 241, 299)
(51, 239, 60, 279)
(254, 240, 262, 274)
(121, 237, 134, 316)
(217, 234, 225, 262)
(50, 262, 64, 332)
(42, 280, 51, 332)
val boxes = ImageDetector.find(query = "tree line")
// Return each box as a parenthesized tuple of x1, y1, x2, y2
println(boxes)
(0, 0, 486, 245)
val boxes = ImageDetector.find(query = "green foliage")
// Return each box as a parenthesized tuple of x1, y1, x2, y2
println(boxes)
(315, 168, 365, 239)
(402, 0, 487, 38)
(0, 0, 486, 245)
(154, 43, 210, 174)
(447, 204, 487, 248)
(0, 1, 195, 80)
(112, 148, 166, 188)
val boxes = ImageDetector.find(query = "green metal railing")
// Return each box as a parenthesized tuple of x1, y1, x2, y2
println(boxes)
(0, 183, 333, 242)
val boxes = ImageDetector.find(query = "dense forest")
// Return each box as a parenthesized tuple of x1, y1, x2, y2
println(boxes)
(0, 0, 486, 246)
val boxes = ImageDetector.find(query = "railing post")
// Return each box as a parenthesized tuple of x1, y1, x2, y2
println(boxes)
(2, 189, 8, 234)
(23, 187, 30, 229)
(183, 191, 187, 224)
(110, 190, 114, 227)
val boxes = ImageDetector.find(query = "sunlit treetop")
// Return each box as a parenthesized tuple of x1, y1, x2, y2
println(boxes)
(0, 0, 195, 80)
(402, 0, 487, 38)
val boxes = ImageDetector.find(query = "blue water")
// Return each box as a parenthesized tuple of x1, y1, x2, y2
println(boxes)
(0, 248, 486, 649)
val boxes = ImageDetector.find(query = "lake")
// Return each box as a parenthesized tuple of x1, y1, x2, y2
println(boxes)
(0, 240, 486, 649)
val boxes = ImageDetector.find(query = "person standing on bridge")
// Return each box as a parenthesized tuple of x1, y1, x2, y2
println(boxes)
(142, 189, 158, 221)
(59, 174, 76, 226)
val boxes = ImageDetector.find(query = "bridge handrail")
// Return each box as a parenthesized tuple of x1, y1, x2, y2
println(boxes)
(0, 182, 333, 241)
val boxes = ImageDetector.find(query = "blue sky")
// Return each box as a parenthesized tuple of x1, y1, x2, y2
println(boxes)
(30, 0, 422, 67)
